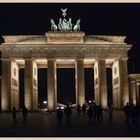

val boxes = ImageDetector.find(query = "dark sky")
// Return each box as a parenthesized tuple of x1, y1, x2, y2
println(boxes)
(0, 3, 139, 106)
(0, 3, 139, 73)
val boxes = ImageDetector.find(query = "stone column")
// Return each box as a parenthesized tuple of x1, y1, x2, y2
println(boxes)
(112, 59, 129, 108)
(94, 59, 107, 108)
(136, 83, 140, 105)
(1, 59, 19, 111)
(119, 58, 129, 107)
(76, 59, 85, 107)
(94, 60, 99, 105)
(24, 59, 32, 110)
(112, 60, 121, 109)
(11, 60, 19, 110)
(128, 79, 132, 105)
(1, 59, 11, 111)
(131, 81, 137, 104)
(24, 59, 38, 111)
(47, 59, 57, 111)
(32, 61, 38, 110)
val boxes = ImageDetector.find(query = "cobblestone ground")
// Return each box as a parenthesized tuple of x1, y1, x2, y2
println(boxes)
(0, 110, 140, 137)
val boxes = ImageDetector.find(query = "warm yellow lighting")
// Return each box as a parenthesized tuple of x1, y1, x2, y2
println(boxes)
(35, 59, 47, 65)
(56, 59, 75, 62)
(15, 59, 25, 65)
(84, 59, 95, 62)
(84, 59, 95, 65)
(106, 59, 115, 65)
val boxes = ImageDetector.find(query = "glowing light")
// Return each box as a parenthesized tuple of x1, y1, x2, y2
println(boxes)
(43, 101, 47, 104)
(57, 106, 65, 110)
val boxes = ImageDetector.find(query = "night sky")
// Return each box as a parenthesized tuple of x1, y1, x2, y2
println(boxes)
(0, 3, 139, 107)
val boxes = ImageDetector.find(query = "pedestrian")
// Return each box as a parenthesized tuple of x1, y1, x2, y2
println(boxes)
(12, 107, 17, 125)
(109, 104, 113, 123)
(64, 105, 72, 125)
(96, 105, 103, 123)
(92, 103, 97, 123)
(87, 105, 93, 122)
(82, 103, 86, 116)
(77, 104, 81, 115)
(123, 102, 131, 126)
(135, 103, 140, 125)
(56, 106, 63, 125)
(22, 105, 28, 125)
(130, 103, 137, 128)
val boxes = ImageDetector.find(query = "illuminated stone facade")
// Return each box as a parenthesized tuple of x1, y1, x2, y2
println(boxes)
(0, 32, 132, 111)
(129, 74, 140, 105)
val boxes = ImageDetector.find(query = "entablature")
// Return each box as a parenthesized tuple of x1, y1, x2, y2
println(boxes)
(0, 45, 130, 59)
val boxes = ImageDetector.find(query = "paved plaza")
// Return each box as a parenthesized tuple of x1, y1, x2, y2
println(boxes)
(0, 110, 140, 137)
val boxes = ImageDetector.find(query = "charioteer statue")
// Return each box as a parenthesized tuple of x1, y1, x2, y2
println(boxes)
(50, 8, 81, 32)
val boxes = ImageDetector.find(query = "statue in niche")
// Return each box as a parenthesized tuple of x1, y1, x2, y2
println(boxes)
(50, 19, 57, 31)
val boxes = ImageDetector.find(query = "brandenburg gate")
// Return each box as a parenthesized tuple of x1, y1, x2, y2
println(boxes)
(0, 9, 132, 111)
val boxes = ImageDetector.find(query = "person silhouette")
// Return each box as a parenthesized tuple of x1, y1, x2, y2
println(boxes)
(64, 105, 72, 125)
(77, 104, 81, 115)
(87, 105, 93, 122)
(96, 105, 103, 123)
(56, 106, 63, 125)
(12, 107, 17, 125)
(82, 103, 87, 116)
(109, 105, 113, 123)
(22, 105, 28, 126)
(123, 102, 131, 126)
